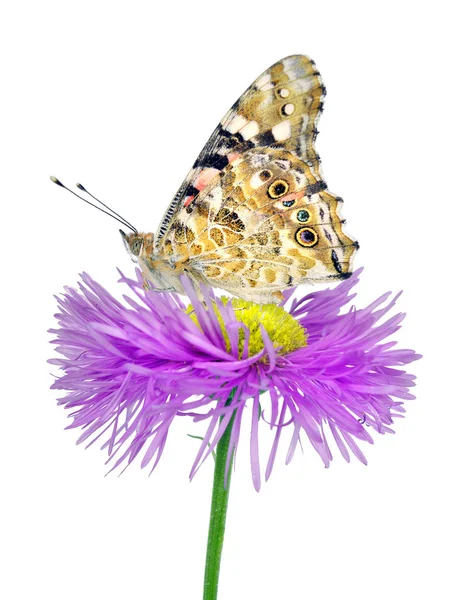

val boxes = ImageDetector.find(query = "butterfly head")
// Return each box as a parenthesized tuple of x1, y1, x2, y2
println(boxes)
(120, 229, 187, 294)
(120, 230, 154, 263)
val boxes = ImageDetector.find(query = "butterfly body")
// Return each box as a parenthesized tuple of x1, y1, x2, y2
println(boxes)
(122, 55, 358, 303)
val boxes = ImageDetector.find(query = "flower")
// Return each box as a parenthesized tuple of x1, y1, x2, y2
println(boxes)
(49, 269, 420, 490)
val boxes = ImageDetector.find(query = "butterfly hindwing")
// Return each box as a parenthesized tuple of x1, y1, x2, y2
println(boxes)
(161, 147, 357, 303)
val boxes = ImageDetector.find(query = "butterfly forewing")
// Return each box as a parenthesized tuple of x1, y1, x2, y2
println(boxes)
(155, 55, 325, 247)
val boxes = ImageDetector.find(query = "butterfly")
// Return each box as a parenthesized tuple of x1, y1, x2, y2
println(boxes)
(54, 55, 358, 304)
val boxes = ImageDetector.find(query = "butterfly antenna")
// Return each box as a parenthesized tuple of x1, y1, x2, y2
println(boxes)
(50, 176, 138, 233)
(75, 181, 137, 233)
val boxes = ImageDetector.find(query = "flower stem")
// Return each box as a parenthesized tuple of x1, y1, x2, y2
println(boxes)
(203, 398, 236, 600)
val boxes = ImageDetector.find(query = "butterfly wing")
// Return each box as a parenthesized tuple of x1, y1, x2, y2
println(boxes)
(155, 55, 357, 302)
(154, 55, 325, 248)
(161, 147, 357, 302)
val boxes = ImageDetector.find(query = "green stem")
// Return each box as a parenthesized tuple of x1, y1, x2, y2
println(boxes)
(203, 398, 236, 600)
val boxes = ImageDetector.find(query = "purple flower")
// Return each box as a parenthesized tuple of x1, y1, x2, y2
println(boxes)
(49, 269, 420, 490)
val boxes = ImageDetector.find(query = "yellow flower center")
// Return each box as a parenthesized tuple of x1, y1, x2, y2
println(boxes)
(187, 298, 307, 357)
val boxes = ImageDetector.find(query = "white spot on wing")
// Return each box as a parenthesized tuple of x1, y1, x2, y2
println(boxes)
(292, 79, 314, 94)
(239, 120, 259, 140)
(256, 73, 271, 89)
(227, 114, 247, 134)
(283, 103, 295, 115)
(272, 121, 291, 141)
(279, 88, 290, 98)
(284, 68, 299, 81)
(250, 171, 269, 189)
(283, 56, 308, 79)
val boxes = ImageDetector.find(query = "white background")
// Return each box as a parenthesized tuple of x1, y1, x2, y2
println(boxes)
(1, 1, 447, 599)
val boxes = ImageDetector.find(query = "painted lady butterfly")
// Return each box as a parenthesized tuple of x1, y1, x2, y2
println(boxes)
(54, 55, 358, 304)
